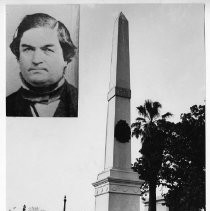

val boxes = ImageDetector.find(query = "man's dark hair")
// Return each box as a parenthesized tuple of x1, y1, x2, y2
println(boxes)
(10, 13, 76, 63)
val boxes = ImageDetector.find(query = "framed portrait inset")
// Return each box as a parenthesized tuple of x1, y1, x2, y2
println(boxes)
(6, 5, 79, 117)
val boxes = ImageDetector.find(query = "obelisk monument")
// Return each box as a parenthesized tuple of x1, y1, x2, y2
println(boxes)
(93, 12, 144, 211)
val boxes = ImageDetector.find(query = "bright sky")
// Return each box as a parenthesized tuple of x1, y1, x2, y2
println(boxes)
(1, 3, 206, 211)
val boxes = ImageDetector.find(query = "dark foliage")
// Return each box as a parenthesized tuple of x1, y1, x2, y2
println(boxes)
(161, 105, 205, 211)
(132, 101, 205, 211)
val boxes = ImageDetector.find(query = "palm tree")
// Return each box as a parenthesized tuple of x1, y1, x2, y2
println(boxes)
(131, 100, 172, 211)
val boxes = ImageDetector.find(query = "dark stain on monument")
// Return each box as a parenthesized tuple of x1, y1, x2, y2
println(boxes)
(114, 120, 131, 143)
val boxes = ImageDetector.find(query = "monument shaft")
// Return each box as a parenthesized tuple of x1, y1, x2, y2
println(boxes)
(93, 12, 143, 211)
(105, 12, 131, 171)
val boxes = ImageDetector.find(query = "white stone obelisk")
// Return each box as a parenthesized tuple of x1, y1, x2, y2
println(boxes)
(93, 12, 144, 211)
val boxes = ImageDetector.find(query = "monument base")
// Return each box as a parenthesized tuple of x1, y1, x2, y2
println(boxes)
(93, 169, 144, 211)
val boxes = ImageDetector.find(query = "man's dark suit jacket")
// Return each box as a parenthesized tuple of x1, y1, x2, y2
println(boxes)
(6, 81, 78, 117)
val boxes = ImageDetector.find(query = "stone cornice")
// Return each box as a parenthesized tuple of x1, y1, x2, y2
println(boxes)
(93, 177, 142, 196)
(107, 87, 131, 101)
(93, 177, 143, 187)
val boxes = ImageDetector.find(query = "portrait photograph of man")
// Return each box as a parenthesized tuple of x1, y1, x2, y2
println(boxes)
(6, 5, 79, 117)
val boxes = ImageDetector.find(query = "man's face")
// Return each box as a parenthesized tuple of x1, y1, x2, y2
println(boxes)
(19, 27, 67, 87)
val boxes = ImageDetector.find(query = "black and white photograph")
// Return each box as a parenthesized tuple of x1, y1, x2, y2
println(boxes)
(6, 5, 79, 117)
(3, 2, 207, 211)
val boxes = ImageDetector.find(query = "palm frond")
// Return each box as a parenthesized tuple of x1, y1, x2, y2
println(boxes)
(131, 122, 141, 128)
(152, 101, 162, 120)
(144, 100, 162, 122)
(162, 112, 173, 119)
(132, 127, 144, 138)
(153, 101, 162, 110)
(137, 105, 147, 118)
(145, 100, 153, 121)
(136, 117, 146, 123)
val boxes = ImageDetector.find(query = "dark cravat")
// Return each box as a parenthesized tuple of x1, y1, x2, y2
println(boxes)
(20, 76, 65, 105)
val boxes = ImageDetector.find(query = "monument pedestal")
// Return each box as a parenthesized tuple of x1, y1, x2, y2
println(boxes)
(93, 169, 142, 211)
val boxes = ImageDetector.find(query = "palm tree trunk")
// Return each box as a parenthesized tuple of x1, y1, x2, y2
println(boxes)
(148, 180, 156, 211)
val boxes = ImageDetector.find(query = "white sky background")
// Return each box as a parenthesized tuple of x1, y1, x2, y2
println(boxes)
(0, 3, 206, 211)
